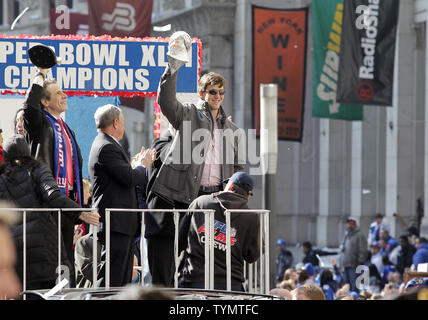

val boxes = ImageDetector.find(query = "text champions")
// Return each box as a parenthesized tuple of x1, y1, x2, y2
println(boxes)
(0, 37, 199, 95)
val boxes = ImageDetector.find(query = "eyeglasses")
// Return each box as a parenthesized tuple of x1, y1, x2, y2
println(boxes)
(207, 89, 225, 96)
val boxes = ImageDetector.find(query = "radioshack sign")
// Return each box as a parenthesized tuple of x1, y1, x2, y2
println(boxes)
(0, 36, 200, 97)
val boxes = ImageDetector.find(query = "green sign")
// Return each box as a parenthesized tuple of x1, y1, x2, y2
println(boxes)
(312, 0, 363, 120)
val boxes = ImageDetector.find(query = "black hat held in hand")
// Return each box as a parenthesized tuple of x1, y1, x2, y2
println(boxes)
(28, 45, 58, 69)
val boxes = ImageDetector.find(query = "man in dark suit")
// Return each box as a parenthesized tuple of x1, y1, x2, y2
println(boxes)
(88, 104, 155, 287)
(23, 67, 89, 286)
(145, 132, 177, 287)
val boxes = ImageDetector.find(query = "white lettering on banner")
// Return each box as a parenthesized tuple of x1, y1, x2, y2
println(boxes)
(4, 66, 20, 88)
(57, 43, 130, 66)
(4, 66, 37, 88)
(135, 69, 150, 90)
(102, 68, 117, 90)
(0, 40, 195, 92)
(355, 0, 379, 80)
(15, 42, 27, 64)
(94, 68, 101, 89)
(57, 67, 76, 88)
(75, 43, 91, 65)
(59, 43, 75, 64)
(78, 68, 92, 88)
(118, 45, 129, 66)
(55, 67, 150, 90)
(157, 45, 168, 67)
(92, 44, 116, 65)
(316, 3, 343, 114)
(118, 69, 133, 90)
(141, 45, 156, 66)
(21, 66, 35, 88)
(0, 42, 14, 63)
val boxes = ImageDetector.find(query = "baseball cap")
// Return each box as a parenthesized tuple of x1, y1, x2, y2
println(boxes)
(347, 217, 357, 223)
(224, 172, 254, 195)
(370, 241, 381, 248)
(303, 263, 315, 277)
(277, 238, 286, 247)
(388, 239, 399, 249)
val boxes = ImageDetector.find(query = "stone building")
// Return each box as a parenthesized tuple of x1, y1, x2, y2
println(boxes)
(1, 0, 428, 257)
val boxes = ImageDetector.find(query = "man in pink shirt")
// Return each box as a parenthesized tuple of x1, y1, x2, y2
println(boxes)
(146, 51, 245, 287)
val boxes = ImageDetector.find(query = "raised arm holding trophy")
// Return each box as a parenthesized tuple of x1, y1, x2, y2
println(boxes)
(145, 31, 244, 287)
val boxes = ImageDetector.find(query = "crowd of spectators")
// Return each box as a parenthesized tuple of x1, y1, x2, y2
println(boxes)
(272, 214, 428, 300)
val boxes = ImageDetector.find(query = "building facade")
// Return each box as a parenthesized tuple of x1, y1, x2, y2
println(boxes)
(1, 0, 427, 251)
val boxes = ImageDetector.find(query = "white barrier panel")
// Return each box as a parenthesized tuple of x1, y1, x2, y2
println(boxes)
(104, 209, 216, 290)
(0, 207, 270, 297)
(105, 208, 270, 294)
(224, 209, 270, 294)
(0, 207, 99, 299)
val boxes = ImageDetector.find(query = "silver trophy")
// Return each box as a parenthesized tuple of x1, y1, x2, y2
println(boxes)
(167, 31, 192, 74)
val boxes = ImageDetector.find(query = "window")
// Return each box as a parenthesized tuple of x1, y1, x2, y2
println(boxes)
(0, 1, 3, 25)
(13, 0, 18, 18)
(50, 0, 74, 10)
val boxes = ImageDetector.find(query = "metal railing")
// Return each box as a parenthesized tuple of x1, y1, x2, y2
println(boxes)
(1, 207, 271, 297)
(224, 209, 270, 294)
(104, 208, 270, 294)
(0, 207, 99, 299)
(102, 208, 216, 290)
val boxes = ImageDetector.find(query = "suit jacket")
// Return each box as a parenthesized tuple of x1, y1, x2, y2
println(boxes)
(154, 66, 245, 205)
(88, 132, 147, 236)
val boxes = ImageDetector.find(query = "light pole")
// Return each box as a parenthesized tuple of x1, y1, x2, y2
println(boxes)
(260, 83, 278, 290)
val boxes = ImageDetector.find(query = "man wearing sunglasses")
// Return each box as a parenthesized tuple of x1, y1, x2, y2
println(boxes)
(154, 63, 244, 204)
(146, 35, 245, 287)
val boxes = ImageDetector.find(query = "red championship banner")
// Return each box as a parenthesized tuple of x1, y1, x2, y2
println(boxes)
(88, 0, 153, 37)
(88, 0, 156, 131)
(252, 6, 308, 141)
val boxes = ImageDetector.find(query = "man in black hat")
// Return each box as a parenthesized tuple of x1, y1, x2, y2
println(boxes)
(22, 63, 84, 287)
(177, 172, 259, 291)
